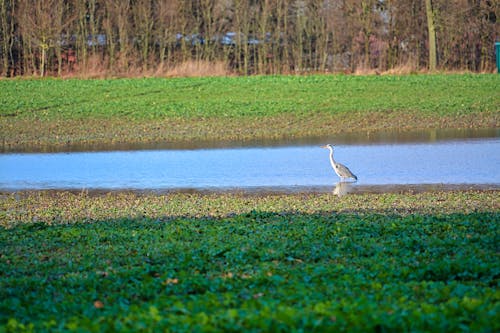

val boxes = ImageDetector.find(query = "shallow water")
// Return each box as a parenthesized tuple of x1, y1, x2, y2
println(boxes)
(1, 137, 499, 191)
(4, 128, 499, 153)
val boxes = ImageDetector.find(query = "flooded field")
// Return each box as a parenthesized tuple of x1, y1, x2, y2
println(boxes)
(1, 130, 499, 192)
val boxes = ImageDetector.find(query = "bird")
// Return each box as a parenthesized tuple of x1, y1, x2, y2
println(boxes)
(321, 144, 358, 181)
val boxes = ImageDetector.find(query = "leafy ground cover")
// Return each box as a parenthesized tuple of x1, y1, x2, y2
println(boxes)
(1, 74, 498, 151)
(1, 190, 499, 332)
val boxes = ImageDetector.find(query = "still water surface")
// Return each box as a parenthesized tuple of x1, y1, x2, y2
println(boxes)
(1, 137, 499, 191)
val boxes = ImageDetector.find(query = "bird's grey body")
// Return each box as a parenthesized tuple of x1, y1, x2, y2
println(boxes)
(321, 144, 358, 181)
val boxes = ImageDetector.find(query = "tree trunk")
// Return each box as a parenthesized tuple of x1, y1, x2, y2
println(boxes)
(40, 42, 46, 77)
(0, 0, 10, 76)
(425, 0, 437, 71)
(76, 2, 88, 72)
(56, 43, 62, 76)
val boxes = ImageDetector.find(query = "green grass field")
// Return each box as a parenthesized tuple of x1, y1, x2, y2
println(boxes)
(1, 191, 499, 332)
(1, 74, 499, 331)
(1, 74, 498, 150)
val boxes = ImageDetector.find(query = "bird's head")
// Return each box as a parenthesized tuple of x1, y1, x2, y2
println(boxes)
(321, 144, 333, 149)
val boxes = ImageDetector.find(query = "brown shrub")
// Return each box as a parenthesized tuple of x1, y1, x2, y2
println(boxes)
(164, 60, 232, 77)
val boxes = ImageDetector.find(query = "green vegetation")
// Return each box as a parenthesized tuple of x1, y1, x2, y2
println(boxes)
(1, 191, 499, 332)
(1, 73, 499, 331)
(1, 74, 498, 150)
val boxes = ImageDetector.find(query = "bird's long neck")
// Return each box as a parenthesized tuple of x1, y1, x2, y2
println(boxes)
(328, 148, 336, 167)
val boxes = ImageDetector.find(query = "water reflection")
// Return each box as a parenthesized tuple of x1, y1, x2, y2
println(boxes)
(333, 181, 355, 197)
(2, 128, 498, 153)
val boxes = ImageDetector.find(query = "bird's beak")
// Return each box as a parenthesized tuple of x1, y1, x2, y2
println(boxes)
(320, 145, 328, 149)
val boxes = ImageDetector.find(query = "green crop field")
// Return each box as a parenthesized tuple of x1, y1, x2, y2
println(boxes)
(1, 74, 498, 151)
(1, 191, 499, 332)
(1, 74, 499, 331)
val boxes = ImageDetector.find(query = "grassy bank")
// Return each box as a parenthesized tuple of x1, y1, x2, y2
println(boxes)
(1, 74, 498, 150)
(1, 191, 499, 332)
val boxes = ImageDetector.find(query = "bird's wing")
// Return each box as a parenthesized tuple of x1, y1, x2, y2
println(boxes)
(336, 163, 356, 178)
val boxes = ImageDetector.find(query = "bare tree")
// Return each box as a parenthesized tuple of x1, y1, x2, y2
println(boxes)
(4, 0, 500, 76)
(0, 0, 15, 76)
(155, 0, 179, 71)
(72, 0, 102, 73)
(17, 0, 74, 76)
(104, 0, 132, 71)
(133, 0, 154, 71)
(425, 0, 437, 71)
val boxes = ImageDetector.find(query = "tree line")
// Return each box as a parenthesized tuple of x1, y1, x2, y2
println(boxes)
(0, 0, 498, 77)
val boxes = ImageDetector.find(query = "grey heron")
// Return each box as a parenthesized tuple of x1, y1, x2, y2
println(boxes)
(321, 144, 358, 181)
